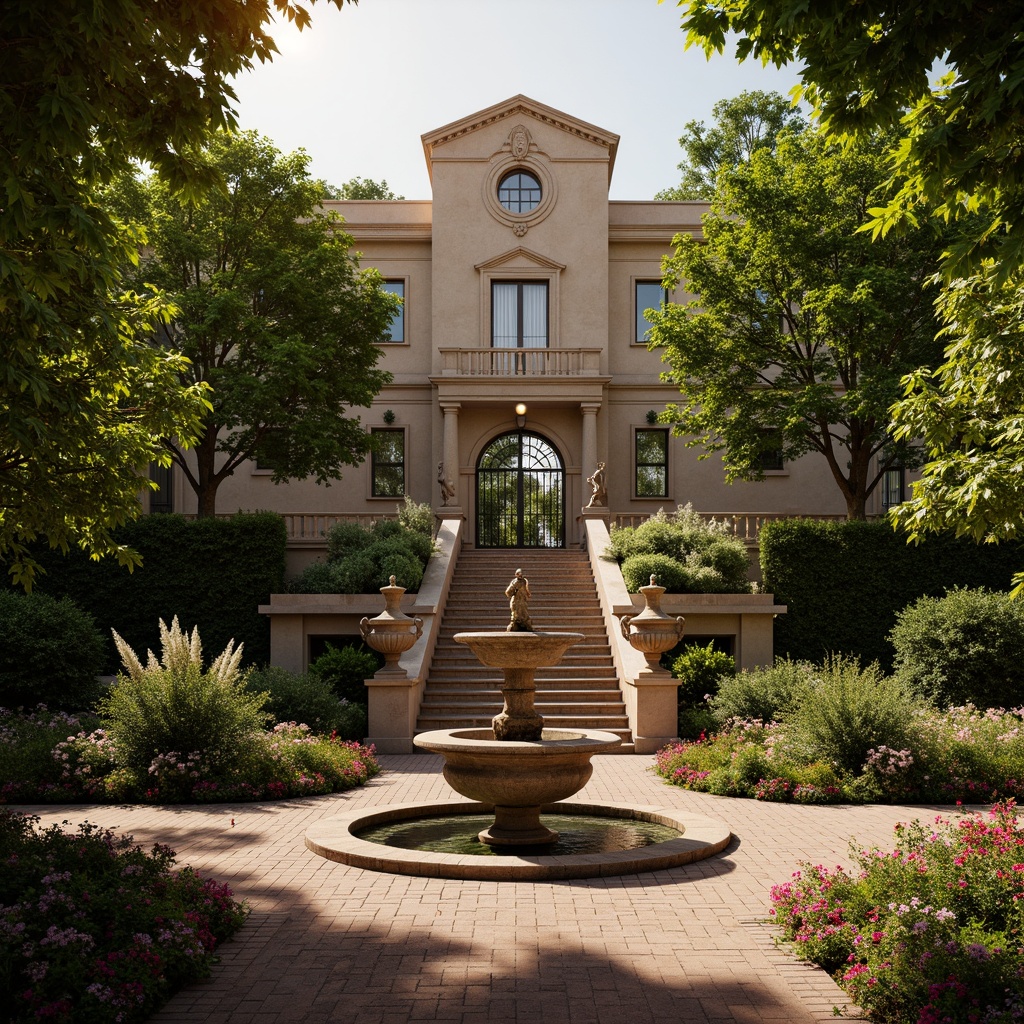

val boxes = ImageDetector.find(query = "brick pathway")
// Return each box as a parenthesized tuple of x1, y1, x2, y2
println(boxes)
(21, 756, 946, 1024)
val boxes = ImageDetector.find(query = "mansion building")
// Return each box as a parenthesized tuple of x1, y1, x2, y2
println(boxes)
(152, 95, 894, 552)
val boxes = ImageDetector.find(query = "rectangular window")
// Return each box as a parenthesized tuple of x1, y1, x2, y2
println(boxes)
(758, 430, 785, 472)
(382, 281, 404, 342)
(148, 462, 173, 514)
(635, 281, 667, 343)
(635, 429, 669, 497)
(371, 428, 405, 498)
(881, 467, 904, 510)
(255, 428, 289, 473)
(492, 282, 548, 348)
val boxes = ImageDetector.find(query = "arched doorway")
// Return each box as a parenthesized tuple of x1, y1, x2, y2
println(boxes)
(476, 431, 565, 548)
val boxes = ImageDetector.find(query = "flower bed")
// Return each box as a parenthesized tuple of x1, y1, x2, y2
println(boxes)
(769, 803, 1024, 1023)
(654, 704, 1024, 805)
(0, 810, 248, 1023)
(0, 709, 379, 805)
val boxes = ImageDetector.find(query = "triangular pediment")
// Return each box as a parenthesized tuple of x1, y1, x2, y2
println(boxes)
(474, 246, 566, 273)
(422, 94, 619, 178)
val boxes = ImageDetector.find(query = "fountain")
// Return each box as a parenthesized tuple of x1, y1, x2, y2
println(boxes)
(305, 567, 730, 879)
(414, 628, 621, 846)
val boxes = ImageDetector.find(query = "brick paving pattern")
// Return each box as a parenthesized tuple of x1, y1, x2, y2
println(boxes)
(19, 755, 940, 1023)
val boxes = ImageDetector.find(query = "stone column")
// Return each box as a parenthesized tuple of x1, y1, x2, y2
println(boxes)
(580, 403, 599, 488)
(440, 402, 462, 512)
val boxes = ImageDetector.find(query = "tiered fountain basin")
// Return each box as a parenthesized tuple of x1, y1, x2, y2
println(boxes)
(414, 726, 621, 845)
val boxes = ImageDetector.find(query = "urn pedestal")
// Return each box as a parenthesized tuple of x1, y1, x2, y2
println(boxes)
(359, 576, 423, 676)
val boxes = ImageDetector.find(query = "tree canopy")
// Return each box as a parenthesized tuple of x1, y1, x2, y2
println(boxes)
(0, 0, 351, 585)
(676, 0, 1024, 283)
(336, 177, 406, 201)
(655, 90, 805, 200)
(648, 124, 944, 519)
(111, 132, 397, 517)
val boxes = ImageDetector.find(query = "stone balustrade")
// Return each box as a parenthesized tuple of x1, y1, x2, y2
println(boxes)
(437, 346, 603, 377)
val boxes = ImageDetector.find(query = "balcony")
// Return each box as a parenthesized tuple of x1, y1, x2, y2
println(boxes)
(437, 347, 603, 377)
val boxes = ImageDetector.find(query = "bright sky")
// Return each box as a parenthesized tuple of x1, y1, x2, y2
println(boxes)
(230, 0, 805, 201)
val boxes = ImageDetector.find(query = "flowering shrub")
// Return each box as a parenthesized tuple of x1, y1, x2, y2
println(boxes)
(769, 803, 1024, 1022)
(655, 672, 1024, 804)
(0, 712, 380, 805)
(0, 809, 248, 1023)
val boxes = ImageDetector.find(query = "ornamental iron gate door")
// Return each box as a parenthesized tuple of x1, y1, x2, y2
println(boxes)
(476, 431, 565, 548)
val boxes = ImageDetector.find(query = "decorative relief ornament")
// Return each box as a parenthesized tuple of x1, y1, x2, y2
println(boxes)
(513, 223, 528, 237)
(509, 124, 530, 159)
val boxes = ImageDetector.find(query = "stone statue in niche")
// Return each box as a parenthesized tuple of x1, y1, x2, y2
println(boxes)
(437, 462, 456, 506)
(505, 568, 533, 632)
(585, 462, 607, 508)
(509, 124, 530, 159)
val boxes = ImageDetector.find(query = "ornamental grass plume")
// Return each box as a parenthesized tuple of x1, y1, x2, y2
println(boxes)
(102, 618, 268, 774)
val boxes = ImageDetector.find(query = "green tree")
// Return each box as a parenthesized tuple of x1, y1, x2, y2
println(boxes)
(336, 177, 406, 201)
(890, 276, 1024, 591)
(113, 131, 398, 517)
(675, 0, 1024, 282)
(672, 1, 1024, 572)
(649, 125, 944, 519)
(0, 0, 352, 585)
(655, 90, 804, 200)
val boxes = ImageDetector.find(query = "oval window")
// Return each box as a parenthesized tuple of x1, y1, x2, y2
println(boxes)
(497, 170, 542, 213)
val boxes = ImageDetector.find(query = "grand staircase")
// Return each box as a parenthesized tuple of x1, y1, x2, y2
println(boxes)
(416, 548, 633, 752)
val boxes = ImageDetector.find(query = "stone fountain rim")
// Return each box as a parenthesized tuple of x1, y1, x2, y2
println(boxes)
(414, 727, 622, 755)
(304, 799, 732, 881)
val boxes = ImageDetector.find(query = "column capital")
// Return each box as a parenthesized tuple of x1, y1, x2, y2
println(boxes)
(579, 401, 602, 415)
(440, 402, 462, 415)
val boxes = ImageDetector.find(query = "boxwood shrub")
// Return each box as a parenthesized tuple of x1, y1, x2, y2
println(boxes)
(289, 499, 433, 595)
(607, 505, 751, 594)
(0, 591, 105, 709)
(889, 587, 1024, 709)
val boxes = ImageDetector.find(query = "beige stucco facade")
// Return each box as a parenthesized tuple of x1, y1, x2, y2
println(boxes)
(157, 95, 890, 549)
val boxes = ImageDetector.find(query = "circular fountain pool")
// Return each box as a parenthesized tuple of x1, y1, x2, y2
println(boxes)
(305, 800, 731, 880)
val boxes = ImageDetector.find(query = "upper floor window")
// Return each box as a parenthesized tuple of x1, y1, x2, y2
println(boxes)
(381, 281, 404, 342)
(758, 429, 785, 472)
(255, 428, 289, 474)
(498, 171, 542, 213)
(492, 282, 548, 348)
(635, 428, 669, 498)
(371, 428, 405, 498)
(635, 281, 667, 344)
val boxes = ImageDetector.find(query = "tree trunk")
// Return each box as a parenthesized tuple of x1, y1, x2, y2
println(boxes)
(194, 427, 221, 517)
(845, 492, 868, 520)
(196, 484, 220, 518)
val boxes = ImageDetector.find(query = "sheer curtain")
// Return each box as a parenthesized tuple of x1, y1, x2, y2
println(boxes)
(491, 282, 548, 348)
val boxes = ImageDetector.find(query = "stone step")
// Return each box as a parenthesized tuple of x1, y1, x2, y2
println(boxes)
(419, 692, 626, 708)
(417, 546, 631, 747)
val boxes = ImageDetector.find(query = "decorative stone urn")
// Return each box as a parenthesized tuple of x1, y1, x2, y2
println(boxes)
(359, 576, 423, 676)
(619, 575, 686, 665)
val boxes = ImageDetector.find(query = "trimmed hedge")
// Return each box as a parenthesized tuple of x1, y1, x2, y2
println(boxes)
(17, 513, 286, 674)
(760, 519, 1024, 671)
